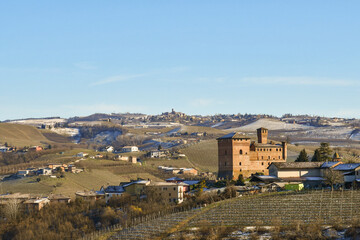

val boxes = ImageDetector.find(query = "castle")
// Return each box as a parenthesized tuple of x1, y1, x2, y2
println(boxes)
(217, 127, 287, 179)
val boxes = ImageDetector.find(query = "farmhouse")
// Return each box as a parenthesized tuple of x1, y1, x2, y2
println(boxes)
(122, 146, 139, 153)
(217, 127, 287, 179)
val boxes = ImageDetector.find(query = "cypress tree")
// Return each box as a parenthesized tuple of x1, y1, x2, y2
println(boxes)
(295, 149, 309, 162)
(311, 149, 322, 162)
(318, 142, 332, 162)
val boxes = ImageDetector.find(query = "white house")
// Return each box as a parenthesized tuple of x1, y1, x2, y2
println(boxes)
(16, 170, 30, 177)
(38, 168, 52, 175)
(106, 146, 114, 153)
(76, 152, 89, 158)
(122, 146, 139, 153)
(0, 146, 9, 153)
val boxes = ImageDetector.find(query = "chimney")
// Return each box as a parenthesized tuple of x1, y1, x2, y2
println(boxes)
(257, 128, 268, 144)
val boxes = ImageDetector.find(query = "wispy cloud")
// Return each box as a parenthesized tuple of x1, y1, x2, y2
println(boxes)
(90, 74, 147, 86)
(73, 62, 97, 70)
(241, 77, 360, 87)
(89, 67, 189, 87)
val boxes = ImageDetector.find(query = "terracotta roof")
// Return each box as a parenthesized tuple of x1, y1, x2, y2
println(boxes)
(270, 162, 323, 169)
(217, 132, 251, 140)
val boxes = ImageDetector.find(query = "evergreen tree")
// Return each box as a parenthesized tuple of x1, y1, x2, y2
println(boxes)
(295, 149, 309, 162)
(318, 142, 332, 162)
(311, 149, 321, 162)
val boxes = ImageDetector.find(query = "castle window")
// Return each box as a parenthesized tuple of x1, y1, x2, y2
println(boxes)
(270, 149, 272, 151)
(240, 169, 242, 172)
(279, 156, 281, 159)
(224, 162, 227, 166)
(280, 149, 282, 151)
(245, 152, 247, 155)
(239, 162, 242, 166)
(261, 156, 264, 160)
(240, 150, 243, 155)
(276, 149, 278, 151)
(268, 156, 270, 159)
(261, 162, 264, 166)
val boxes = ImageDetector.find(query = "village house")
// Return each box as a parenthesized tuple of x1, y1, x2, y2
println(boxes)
(106, 146, 114, 153)
(37, 167, 52, 175)
(100, 186, 125, 203)
(28, 146, 43, 152)
(0, 146, 9, 153)
(179, 168, 198, 175)
(333, 163, 360, 187)
(75, 191, 104, 201)
(0, 193, 31, 204)
(76, 152, 89, 158)
(47, 163, 62, 170)
(23, 198, 49, 211)
(16, 170, 30, 177)
(48, 194, 71, 204)
(121, 146, 139, 153)
(146, 182, 184, 204)
(217, 127, 287, 179)
(147, 150, 166, 158)
(122, 179, 150, 196)
(95, 153, 104, 159)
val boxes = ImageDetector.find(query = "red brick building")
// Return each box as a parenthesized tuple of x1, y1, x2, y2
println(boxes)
(217, 127, 287, 179)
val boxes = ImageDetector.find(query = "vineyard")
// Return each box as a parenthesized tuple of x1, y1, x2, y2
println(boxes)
(101, 190, 360, 240)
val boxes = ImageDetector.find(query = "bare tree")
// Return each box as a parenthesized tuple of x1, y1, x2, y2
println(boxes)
(4, 198, 21, 220)
(323, 169, 343, 191)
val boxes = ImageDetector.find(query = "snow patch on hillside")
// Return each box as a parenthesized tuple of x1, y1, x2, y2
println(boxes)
(230, 119, 312, 131)
(50, 128, 79, 137)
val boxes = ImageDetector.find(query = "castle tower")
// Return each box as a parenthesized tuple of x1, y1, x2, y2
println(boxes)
(257, 127, 268, 144)
(217, 132, 251, 179)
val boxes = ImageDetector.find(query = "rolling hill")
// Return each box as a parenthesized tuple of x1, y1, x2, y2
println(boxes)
(0, 123, 73, 147)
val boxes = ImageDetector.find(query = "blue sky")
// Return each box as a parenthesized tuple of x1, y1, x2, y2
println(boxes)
(1, 1, 360, 120)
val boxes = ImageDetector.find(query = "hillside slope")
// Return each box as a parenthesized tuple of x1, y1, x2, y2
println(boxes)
(0, 123, 51, 147)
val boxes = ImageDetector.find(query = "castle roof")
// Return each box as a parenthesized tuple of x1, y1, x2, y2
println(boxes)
(217, 132, 250, 140)
(253, 143, 283, 148)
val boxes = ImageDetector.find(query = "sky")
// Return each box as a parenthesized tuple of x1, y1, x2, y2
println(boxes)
(1, 1, 360, 120)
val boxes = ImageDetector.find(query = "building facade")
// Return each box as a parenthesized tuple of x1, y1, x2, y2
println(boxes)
(217, 127, 287, 179)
